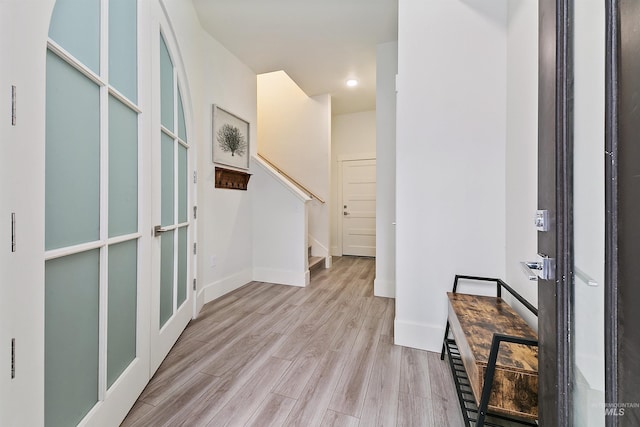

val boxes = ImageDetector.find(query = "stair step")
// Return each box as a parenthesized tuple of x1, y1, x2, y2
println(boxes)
(309, 256, 324, 271)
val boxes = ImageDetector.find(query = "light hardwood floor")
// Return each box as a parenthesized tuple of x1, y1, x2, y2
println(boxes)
(121, 256, 464, 427)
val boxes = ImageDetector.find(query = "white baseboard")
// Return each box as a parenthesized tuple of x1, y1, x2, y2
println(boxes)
(330, 246, 341, 257)
(394, 319, 444, 352)
(253, 267, 308, 287)
(373, 277, 395, 298)
(195, 287, 206, 316)
(202, 268, 253, 304)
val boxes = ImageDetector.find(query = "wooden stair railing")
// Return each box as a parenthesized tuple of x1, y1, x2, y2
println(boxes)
(256, 153, 326, 204)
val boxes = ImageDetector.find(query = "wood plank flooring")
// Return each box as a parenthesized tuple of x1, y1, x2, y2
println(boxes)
(121, 256, 464, 427)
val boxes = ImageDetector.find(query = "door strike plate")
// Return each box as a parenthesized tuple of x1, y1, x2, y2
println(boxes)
(535, 210, 550, 232)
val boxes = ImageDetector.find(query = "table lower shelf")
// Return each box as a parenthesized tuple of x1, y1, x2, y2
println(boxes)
(443, 338, 538, 427)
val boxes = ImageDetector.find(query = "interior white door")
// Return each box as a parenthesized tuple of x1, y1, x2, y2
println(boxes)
(43, 1, 151, 425)
(149, 32, 194, 374)
(341, 159, 376, 257)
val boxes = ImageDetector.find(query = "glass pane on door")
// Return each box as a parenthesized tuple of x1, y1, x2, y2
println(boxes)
(45, 250, 100, 427)
(107, 240, 138, 388)
(161, 132, 175, 226)
(109, 95, 138, 237)
(178, 144, 188, 223)
(109, 0, 137, 102)
(160, 35, 174, 131)
(49, 0, 100, 73)
(572, 0, 605, 424)
(160, 232, 175, 328)
(45, 51, 100, 251)
(178, 89, 187, 141)
(177, 226, 188, 307)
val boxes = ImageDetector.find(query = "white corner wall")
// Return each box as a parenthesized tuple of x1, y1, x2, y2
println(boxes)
(505, 0, 539, 328)
(252, 158, 311, 287)
(162, 0, 258, 307)
(395, 0, 508, 351)
(330, 110, 377, 257)
(257, 71, 331, 259)
(375, 41, 398, 298)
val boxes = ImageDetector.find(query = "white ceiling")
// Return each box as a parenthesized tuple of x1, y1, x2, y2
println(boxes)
(191, 0, 398, 115)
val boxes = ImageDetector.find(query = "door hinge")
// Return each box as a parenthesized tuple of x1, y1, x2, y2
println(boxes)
(193, 278, 197, 291)
(11, 338, 15, 379)
(11, 213, 16, 252)
(193, 206, 197, 219)
(193, 171, 197, 184)
(11, 85, 16, 126)
(193, 242, 197, 255)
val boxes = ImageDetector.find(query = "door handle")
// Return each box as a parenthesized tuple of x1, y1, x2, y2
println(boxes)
(520, 254, 555, 281)
(520, 262, 541, 280)
(343, 212, 349, 216)
(154, 225, 170, 237)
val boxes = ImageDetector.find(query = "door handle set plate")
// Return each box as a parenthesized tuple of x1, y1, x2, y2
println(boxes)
(520, 254, 555, 281)
(154, 225, 169, 237)
(520, 209, 555, 281)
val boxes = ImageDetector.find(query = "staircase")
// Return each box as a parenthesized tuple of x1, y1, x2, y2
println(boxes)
(308, 245, 324, 274)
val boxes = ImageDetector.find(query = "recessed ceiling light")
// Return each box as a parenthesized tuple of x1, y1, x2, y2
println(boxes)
(346, 79, 359, 87)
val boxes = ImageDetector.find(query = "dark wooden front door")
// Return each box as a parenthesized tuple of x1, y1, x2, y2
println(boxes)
(537, 0, 571, 425)
(538, 0, 640, 425)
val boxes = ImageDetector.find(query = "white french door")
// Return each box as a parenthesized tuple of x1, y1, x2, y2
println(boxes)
(149, 29, 194, 373)
(44, 1, 150, 426)
(44, 1, 195, 425)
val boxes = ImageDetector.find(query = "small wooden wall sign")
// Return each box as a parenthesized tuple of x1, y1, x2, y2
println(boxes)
(214, 166, 251, 190)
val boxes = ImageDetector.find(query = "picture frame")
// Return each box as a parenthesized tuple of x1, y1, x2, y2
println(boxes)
(212, 105, 250, 170)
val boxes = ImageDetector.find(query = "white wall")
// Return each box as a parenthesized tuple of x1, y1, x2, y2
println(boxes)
(330, 111, 377, 256)
(395, 0, 507, 351)
(505, 0, 539, 328)
(332, 111, 377, 156)
(375, 41, 398, 298)
(162, 0, 258, 307)
(257, 71, 331, 258)
(252, 158, 311, 287)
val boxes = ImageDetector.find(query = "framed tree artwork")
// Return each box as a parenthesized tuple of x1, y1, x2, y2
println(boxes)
(212, 105, 250, 170)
